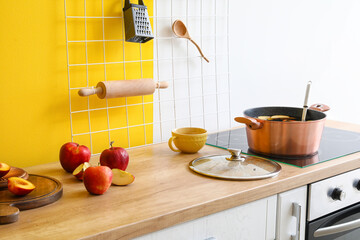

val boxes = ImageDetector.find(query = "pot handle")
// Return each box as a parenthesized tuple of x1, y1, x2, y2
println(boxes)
(309, 104, 330, 112)
(234, 117, 262, 130)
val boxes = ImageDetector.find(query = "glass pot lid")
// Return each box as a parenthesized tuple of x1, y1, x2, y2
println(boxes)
(189, 149, 281, 180)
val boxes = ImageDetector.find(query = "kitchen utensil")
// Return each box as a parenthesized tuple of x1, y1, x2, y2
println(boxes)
(172, 20, 209, 63)
(234, 104, 330, 157)
(123, 0, 153, 43)
(168, 127, 207, 153)
(0, 174, 63, 224)
(0, 167, 29, 189)
(301, 81, 312, 121)
(189, 149, 281, 180)
(78, 78, 168, 99)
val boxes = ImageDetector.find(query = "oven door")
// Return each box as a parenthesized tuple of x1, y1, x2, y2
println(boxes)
(306, 202, 360, 240)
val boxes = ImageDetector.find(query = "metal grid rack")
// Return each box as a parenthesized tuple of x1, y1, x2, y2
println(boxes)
(64, 0, 230, 155)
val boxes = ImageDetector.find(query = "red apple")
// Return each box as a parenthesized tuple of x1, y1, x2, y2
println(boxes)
(0, 162, 11, 178)
(8, 177, 36, 196)
(72, 162, 91, 181)
(100, 141, 129, 170)
(83, 166, 113, 195)
(112, 169, 135, 186)
(59, 142, 91, 173)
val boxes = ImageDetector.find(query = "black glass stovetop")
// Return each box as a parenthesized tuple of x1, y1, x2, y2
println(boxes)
(206, 127, 360, 168)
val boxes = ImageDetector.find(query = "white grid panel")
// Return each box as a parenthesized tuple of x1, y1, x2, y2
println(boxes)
(153, 0, 231, 143)
(64, 0, 230, 154)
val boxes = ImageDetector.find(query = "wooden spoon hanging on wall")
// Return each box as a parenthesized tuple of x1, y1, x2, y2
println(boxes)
(172, 20, 209, 63)
(78, 78, 168, 99)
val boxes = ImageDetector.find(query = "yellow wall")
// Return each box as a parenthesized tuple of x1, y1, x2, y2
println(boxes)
(0, 0, 153, 168)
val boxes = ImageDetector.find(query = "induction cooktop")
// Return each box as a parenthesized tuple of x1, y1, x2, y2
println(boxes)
(206, 127, 360, 168)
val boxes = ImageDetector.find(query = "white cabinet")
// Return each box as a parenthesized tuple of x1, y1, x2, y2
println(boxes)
(276, 186, 307, 240)
(135, 186, 308, 240)
(134, 195, 277, 240)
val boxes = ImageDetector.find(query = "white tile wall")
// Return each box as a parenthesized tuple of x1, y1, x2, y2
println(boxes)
(153, 0, 230, 143)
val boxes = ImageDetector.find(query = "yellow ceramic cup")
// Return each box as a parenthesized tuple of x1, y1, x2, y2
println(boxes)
(168, 127, 208, 153)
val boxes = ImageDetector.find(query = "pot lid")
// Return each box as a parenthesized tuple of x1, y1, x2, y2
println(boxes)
(189, 149, 281, 180)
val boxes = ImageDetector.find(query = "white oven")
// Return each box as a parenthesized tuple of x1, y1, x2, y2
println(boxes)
(306, 168, 360, 239)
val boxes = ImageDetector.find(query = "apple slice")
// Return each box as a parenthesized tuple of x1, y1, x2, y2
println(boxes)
(0, 162, 11, 178)
(73, 162, 91, 181)
(8, 177, 36, 196)
(112, 169, 135, 186)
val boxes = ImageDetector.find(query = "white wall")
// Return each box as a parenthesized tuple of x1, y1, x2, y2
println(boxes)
(229, 0, 360, 125)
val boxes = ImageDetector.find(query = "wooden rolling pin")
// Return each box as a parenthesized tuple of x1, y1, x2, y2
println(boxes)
(78, 79, 168, 99)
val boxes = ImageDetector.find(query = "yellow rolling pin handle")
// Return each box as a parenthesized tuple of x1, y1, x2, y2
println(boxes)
(168, 136, 181, 152)
(78, 87, 103, 97)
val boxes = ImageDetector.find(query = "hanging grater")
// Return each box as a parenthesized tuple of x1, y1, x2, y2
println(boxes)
(123, 0, 154, 43)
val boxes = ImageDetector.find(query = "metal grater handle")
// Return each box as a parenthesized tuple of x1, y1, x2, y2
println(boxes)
(124, 0, 131, 10)
(124, 0, 145, 9)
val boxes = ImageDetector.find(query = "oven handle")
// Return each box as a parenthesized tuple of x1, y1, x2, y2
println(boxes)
(314, 218, 360, 237)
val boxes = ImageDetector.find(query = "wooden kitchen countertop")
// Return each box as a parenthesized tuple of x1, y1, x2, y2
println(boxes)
(2, 120, 360, 240)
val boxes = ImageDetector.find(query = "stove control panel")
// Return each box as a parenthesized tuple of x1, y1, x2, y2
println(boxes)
(308, 168, 360, 221)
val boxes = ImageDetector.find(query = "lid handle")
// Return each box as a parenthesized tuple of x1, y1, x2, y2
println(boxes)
(226, 149, 245, 161)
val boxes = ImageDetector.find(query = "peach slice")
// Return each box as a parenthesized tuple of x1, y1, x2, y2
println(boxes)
(73, 162, 91, 181)
(0, 162, 11, 178)
(8, 177, 35, 196)
(111, 169, 135, 186)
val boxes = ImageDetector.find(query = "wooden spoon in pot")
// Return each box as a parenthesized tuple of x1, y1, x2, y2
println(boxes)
(172, 20, 209, 63)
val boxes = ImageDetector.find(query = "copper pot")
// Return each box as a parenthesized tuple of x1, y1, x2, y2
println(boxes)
(234, 104, 330, 157)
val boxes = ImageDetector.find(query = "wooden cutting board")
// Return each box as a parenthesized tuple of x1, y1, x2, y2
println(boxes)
(0, 167, 29, 188)
(0, 174, 63, 224)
